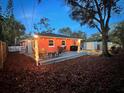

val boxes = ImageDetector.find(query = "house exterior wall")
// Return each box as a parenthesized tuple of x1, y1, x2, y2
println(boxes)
(37, 37, 78, 53)
(82, 42, 113, 50)
(85, 42, 95, 50)
(84, 42, 102, 50)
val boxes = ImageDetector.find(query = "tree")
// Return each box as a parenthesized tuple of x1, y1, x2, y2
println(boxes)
(87, 32, 102, 41)
(6, 0, 14, 18)
(0, 0, 9, 42)
(2, 17, 25, 45)
(66, 0, 122, 56)
(110, 21, 124, 49)
(58, 27, 87, 40)
(72, 30, 87, 41)
(0, 0, 4, 40)
(34, 17, 55, 33)
(58, 27, 72, 36)
(0, 0, 26, 45)
(4, 0, 15, 45)
(0, 0, 2, 16)
(37, 0, 42, 4)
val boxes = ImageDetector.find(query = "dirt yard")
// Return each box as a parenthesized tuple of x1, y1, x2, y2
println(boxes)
(0, 52, 123, 93)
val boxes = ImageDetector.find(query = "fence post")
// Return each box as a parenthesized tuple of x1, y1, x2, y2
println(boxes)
(0, 41, 7, 69)
(0, 41, 3, 69)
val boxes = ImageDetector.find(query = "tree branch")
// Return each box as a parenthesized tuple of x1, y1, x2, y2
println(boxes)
(94, 0, 104, 25)
(94, 17, 100, 23)
(94, 24, 102, 33)
(71, 1, 97, 14)
(105, 4, 112, 32)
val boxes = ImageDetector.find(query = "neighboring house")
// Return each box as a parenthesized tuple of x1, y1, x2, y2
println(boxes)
(82, 42, 113, 50)
(20, 33, 82, 55)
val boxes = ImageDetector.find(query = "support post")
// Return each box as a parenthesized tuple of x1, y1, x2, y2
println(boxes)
(34, 35, 39, 66)
(77, 39, 81, 53)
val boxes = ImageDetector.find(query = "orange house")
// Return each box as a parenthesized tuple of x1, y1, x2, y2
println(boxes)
(35, 33, 81, 53)
(20, 33, 82, 55)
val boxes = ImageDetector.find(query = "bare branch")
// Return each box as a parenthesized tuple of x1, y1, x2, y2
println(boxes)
(105, 4, 112, 31)
(94, 17, 100, 23)
(94, 0, 104, 25)
(94, 24, 102, 33)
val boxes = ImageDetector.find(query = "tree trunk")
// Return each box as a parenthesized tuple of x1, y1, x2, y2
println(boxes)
(101, 31, 111, 57)
(121, 41, 124, 50)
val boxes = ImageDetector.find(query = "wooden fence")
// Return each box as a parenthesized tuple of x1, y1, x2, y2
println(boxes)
(0, 41, 7, 69)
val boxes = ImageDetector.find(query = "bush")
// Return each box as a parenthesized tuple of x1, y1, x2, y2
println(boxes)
(110, 46, 123, 55)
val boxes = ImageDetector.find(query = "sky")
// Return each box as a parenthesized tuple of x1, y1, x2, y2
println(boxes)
(2, 0, 124, 36)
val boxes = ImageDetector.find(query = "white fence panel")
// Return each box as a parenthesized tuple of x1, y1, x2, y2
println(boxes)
(8, 46, 26, 53)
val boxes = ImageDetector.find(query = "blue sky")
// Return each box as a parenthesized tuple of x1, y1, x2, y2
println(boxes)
(2, 0, 124, 36)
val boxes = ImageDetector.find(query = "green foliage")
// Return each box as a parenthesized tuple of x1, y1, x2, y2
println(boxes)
(0, 16, 4, 40)
(34, 17, 54, 33)
(87, 32, 102, 42)
(72, 30, 87, 40)
(66, 0, 121, 30)
(65, 0, 122, 56)
(58, 27, 87, 41)
(58, 27, 72, 36)
(6, 0, 14, 18)
(0, 0, 26, 45)
(37, 0, 42, 4)
(110, 21, 124, 49)
(0, 0, 2, 15)
(1, 17, 26, 45)
(0, 0, 3, 40)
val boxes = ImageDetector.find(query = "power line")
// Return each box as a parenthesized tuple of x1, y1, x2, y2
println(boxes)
(19, 0, 30, 32)
(31, 0, 37, 33)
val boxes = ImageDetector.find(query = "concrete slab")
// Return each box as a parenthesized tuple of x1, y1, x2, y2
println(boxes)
(39, 51, 89, 65)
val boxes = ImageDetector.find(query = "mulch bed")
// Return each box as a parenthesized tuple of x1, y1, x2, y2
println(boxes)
(0, 52, 124, 93)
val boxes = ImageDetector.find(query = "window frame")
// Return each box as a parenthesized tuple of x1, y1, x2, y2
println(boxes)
(48, 40, 54, 47)
(61, 40, 66, 46)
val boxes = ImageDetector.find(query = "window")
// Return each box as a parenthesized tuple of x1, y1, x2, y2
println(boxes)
(62, 40, 66, 46)
(49, 40, 54, 47)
